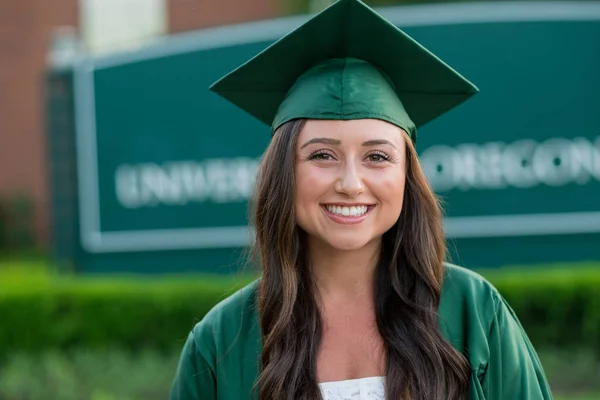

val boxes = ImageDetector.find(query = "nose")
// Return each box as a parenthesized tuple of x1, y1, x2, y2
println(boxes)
(334, 161, 364, 197)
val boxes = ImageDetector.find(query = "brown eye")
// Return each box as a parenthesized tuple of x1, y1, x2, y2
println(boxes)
(308, 150, 335, 161)
(367, 152, 391, 163)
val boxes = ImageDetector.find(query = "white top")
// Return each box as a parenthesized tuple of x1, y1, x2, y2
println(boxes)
(319, 376, 386, 400)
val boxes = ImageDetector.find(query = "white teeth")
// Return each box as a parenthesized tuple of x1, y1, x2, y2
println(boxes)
(326, 205, 369, 217)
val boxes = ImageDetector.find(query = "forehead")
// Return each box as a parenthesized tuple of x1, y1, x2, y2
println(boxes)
(298, 119, 407, 146)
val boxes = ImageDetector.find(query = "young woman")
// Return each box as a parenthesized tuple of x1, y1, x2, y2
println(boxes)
(170, 1, 553, 399)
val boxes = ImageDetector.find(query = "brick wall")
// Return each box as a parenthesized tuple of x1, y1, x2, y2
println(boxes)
(0, 0, 280, 247)
(0, 0, 78, 247)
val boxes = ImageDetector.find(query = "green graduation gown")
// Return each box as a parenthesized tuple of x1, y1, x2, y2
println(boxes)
(170, 264, 553, 399)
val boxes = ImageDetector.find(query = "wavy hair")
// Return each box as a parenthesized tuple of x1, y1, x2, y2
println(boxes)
(251, 118, 470, 400)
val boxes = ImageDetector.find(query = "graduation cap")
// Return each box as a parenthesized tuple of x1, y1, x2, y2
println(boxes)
(209, 0, 478, 143)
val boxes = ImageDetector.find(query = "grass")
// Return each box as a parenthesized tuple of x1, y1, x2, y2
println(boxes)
(0, 347, 597, 400)
(556, 394, 600, 400)
(538, 348, 600, 399)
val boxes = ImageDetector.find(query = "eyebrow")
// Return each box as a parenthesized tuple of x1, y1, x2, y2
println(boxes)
(300, 137, 398, 149)
(362, 139, 397, 149)
(300, 138, 342, 149)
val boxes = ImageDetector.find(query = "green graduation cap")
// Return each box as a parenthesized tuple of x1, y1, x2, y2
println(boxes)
(209, 0, 478, 143)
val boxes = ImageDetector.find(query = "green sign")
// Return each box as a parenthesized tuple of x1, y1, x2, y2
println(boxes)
(63, 1, 600, 272)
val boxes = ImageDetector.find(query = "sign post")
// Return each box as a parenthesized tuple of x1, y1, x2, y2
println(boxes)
(47, 1, 600, 272)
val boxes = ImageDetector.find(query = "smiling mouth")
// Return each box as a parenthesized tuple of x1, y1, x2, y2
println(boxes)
(322, 204, 375, 217)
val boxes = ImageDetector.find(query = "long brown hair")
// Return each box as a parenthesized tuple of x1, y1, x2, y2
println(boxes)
(251, 119, 470, 399)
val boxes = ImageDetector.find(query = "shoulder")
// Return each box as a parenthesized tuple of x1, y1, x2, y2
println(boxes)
(171, 281, 260, 398)
(441, 262, 503, 308)
(439, 263, 505, 361)
(189, 279, 260, 358)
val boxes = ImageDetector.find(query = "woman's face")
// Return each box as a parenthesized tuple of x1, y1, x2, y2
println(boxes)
(295, 119, 407, 251)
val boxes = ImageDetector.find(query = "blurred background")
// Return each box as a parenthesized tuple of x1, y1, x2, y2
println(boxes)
(1, 0, 599, 399)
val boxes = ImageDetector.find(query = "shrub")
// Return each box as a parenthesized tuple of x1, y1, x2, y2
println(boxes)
(0, 193, 36, 254)
(480, 266, 600, 352)
(0, 266, 599, 354)
(0, 274, 254, 354)
(0, 197, 8, 252)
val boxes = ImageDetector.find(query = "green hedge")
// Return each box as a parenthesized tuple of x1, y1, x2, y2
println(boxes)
(480, 267, 600, 352)
(0, 266, 599, 354)
(0, 273, 255, 354)
(0, 199, 7, 252)
(0, 193, 36, 252)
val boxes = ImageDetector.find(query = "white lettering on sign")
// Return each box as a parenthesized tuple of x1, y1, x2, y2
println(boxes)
(115, 158, 259, 209)
(421, 136, 600, 192)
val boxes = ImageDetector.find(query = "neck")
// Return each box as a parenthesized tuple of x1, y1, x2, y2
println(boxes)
(307, 237, 380, 300)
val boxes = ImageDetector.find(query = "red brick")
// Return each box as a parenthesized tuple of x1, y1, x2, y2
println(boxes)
(0, 0, 280, 247)
(0, 0, 78, 247)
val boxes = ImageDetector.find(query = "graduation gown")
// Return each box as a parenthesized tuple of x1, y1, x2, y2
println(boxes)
(170, 263, 553, 399)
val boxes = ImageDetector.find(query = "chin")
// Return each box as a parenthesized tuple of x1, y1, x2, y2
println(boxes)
(321, 234, 374, 251)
